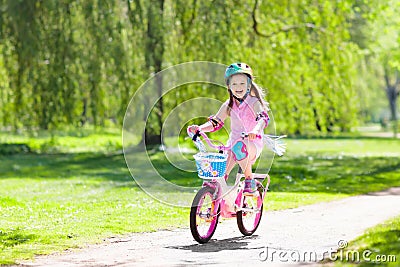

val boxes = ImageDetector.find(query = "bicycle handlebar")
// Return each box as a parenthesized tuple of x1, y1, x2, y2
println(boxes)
(186, 128, 227, 151)
(187, 128, 261, 152)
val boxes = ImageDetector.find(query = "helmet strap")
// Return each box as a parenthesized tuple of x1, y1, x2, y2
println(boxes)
(230, 89, 250, 104)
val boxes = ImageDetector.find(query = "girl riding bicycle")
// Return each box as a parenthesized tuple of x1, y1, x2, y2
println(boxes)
(188, 62, 270, 195)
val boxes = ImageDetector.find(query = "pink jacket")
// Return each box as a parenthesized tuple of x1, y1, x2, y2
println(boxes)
(226, 96, 265, 148)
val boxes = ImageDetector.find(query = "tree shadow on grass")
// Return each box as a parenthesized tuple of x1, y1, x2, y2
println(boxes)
(1, 152, 400, 195)
(0, 152, 201, 192)
(267, 154, 400, 195)
(0, 229, 35, 249)
(0, 153, 132, 183)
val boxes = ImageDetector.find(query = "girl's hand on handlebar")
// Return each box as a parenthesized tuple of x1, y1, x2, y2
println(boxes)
(243, 132, 261, 141)
(188, 125, 200, 134)
(248, 132, 258, 141)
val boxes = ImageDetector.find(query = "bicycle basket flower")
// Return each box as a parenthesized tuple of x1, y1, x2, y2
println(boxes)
(211, 170, 219, 177)
(201, 160, 211, 171)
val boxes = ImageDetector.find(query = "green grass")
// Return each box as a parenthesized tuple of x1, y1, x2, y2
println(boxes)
(286, 138, 400, 157)
(269, 154, 400, 194)
(1, 131, 400, 264)
(329, 216, 400, 266)
(0, 153, 190, 264)
(0, 127, 124, 154)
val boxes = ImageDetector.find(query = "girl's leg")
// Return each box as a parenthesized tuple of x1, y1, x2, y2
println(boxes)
(236, 140, 257, 178)
(225, 139, 257, 181)
(236, 140, 258, 193)
(223, 150, 236, 180)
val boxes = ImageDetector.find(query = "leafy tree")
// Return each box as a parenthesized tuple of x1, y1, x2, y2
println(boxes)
(0, 0, 394, 138)
(349, 0, 400, 136)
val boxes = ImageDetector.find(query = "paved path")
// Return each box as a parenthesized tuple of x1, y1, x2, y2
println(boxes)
(19, 188, 400, 267)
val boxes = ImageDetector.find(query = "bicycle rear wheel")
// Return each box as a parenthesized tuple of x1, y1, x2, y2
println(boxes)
(236, 187, 263, 236)
(190, 186, 219, 243)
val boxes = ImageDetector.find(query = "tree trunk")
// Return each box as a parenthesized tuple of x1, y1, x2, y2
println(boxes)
(384, 69, 399, 138)
(387, 86, 398, 137)
(143, 0, 165, 146)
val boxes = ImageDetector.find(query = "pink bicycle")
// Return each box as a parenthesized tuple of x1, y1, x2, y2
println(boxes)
(187, 129, 270, 243)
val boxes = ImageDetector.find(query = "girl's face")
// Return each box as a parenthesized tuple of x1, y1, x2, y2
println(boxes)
(229, 74, 249, 99)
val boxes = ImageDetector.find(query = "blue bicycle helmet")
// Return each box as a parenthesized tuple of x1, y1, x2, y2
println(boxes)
(224, 62, 253, 85)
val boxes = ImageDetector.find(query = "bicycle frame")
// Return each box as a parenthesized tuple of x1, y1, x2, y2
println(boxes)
(203, 173, 270, 218)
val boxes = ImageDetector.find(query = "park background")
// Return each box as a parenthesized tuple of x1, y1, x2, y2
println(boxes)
(0, 0, 400, 266)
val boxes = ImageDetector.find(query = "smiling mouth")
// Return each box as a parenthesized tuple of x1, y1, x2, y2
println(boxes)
(235, 90, 244, 94)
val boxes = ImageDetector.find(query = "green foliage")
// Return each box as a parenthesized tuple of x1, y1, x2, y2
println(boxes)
(0, 0, 398, 135)
(0, 0, 144, 130)
(0, 144, 30, 155)
(348, 0, 400, 135)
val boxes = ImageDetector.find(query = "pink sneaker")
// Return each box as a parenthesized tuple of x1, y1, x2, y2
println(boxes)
(243, 179, 257, 194)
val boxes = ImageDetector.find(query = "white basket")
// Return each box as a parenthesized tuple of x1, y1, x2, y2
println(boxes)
(193, 152, 228, 179)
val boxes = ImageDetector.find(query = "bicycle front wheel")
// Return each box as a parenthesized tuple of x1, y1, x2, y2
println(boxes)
(190, 186, 220, 243)
(236, 187, 263, 236)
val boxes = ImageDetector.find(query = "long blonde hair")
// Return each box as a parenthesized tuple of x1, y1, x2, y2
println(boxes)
(226, 81, 269, 116)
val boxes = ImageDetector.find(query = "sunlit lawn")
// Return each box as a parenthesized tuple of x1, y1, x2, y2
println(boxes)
(329, 215, 400, 267)
(1, 130, 400, 264)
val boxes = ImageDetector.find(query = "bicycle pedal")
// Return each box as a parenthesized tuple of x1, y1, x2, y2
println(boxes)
(243, 191, 258, 197)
